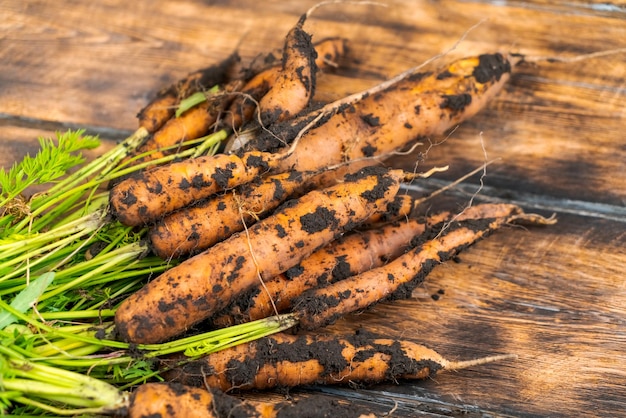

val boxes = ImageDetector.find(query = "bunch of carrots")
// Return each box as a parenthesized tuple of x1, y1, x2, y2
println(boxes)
(2, 6, 557, 418)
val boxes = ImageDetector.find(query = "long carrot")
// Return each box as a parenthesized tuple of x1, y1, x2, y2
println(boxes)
(163, 331, 515, 392)
(294, 204, 555, 330)
(114, 166, 404, 344)
(237, 53, 517, 164)
(210, 203, 499, 327)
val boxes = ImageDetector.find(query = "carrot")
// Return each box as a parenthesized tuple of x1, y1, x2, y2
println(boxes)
(237, 53, 517, 166)
(137, 52, 241, 133)
(294, 204, 555, 330)
(148, 161, 367, 259)
(128, 382, 377, 418)
(164, 331, 515, 392)
(109, 151, 281, 226)
(114, 166, 404, 344)
(221, 36, 346, 134)
(127, 382, 270, 418)
(256, 14, 317, 127)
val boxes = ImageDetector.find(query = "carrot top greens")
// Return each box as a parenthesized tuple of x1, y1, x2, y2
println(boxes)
(0, 128, 296, 416)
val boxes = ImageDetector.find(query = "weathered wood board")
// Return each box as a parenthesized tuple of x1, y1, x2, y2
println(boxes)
(1, 0, 625, 416)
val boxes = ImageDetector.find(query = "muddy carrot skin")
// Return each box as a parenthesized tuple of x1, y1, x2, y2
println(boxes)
(163, 331, 448, 392)
(128, 381, 376, 418)
(294, 204, 541, 330)
(247, 53, 517, 169)
(148, 161, 366, 259)
(127, 382, 270, 418)
(114, 167, 403, 344)
(109, 151, 282, 226)
(222, 37, 346, 132)
(257, 14, 317, 126)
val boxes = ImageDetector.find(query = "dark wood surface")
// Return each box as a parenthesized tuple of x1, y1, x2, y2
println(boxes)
(1, 1, 625, 416)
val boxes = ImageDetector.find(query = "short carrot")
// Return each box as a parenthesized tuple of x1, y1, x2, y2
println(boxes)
(164, 331, 515, 392)
(114, 166, 404, 344)
(221, 36, 346, 135)
(256, 14, 317, 127)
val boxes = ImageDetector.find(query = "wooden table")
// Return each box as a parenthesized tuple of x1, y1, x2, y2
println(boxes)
(1, 1, 625, 416)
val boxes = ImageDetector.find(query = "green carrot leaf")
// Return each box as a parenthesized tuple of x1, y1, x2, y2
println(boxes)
(0, 130, 99, 204)
(0, 272, 55, 329)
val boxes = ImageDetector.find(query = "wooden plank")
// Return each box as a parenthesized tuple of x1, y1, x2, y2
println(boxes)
(1, 0, 625, 417)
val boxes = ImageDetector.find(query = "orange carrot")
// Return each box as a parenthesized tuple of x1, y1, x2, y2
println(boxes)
(164, 331, 514, 392)
(114, 167, 404, 343)
(294, 204, 552, 330)
(127, 382, 270, 418)
(109, 151, 281, 226)
(127, 381, 376, 418)
(211, 203, 523, 326)
(238, 53, 517, 164)
(256, 14, 317, 126)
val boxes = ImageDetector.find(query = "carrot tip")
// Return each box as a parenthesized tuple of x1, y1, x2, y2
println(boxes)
(445, 353, 519, 371)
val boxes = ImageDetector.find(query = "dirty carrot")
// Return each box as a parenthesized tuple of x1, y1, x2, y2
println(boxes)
(212, 202, 514, 326)
(221, 36, 346, 135)
(240, 53, 517, 167)
(256, 13, 317, 127)
(108, 151, 282, 226)
(164, 331, 515, 392)
(114, 166, 403, 344)
(127, 382, 269, 418)
(128, 381, 376, 418)
(294, 204, 555, 330)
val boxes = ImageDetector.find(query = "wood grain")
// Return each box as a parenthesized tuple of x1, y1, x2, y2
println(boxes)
(1, 0, 625, 416)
